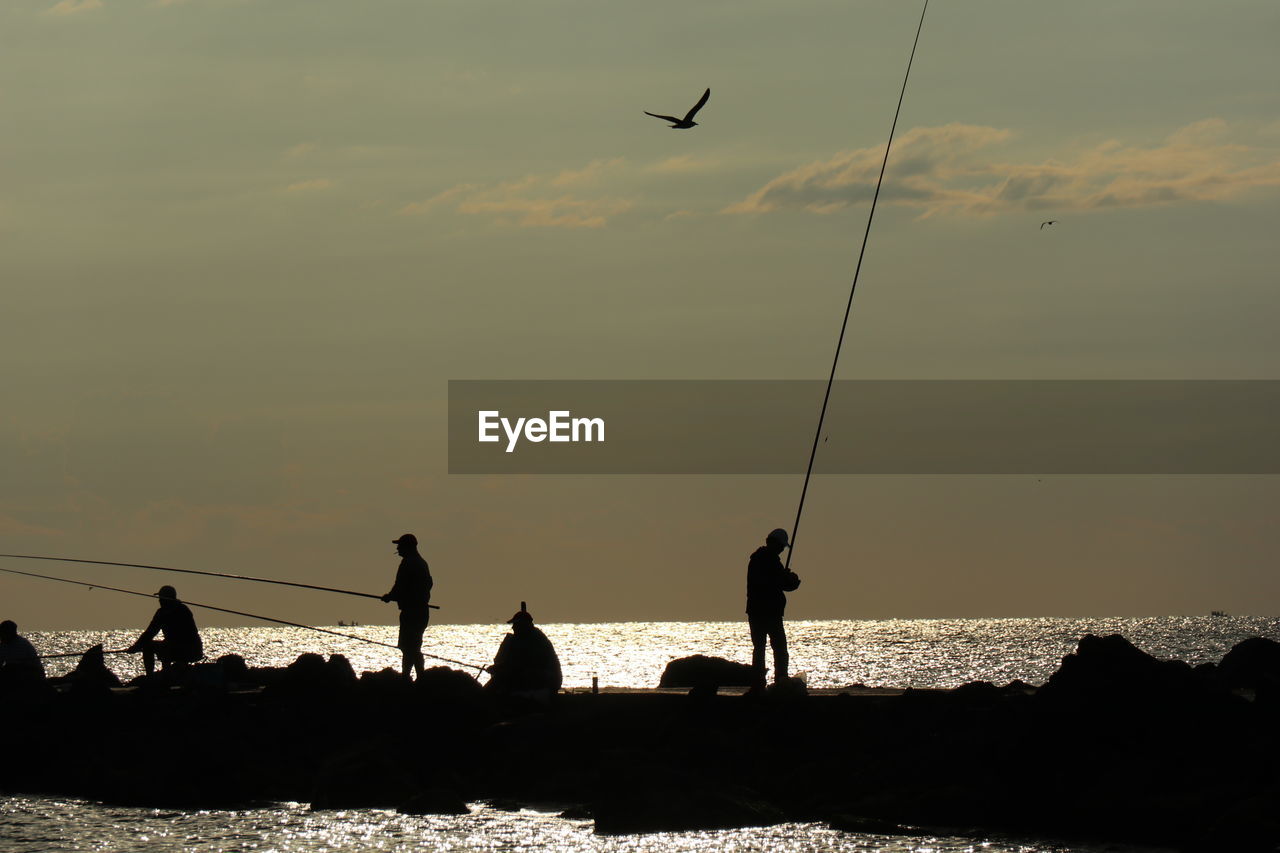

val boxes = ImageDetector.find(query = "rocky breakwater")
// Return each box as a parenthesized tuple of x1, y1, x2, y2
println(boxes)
(1, 635, 1278, 851)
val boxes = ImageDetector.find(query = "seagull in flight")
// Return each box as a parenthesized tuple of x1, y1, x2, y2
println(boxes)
(645, 88, 710, 129)
(1040, 220, 1058, 230)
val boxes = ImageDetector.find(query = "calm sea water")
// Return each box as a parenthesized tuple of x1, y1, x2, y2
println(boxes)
(7, 616, 1276, 853)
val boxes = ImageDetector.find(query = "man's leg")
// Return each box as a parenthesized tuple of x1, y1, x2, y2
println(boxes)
(748, 614, 768, 690)
(768, 616, 789, 683)
(140, 639, 165, 676)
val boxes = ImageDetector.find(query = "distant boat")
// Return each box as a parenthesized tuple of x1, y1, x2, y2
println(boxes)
(338, 620, 361, 627)
(1210, 611, 1228, 618)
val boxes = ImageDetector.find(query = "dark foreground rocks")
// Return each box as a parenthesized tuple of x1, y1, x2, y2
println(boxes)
(4, 634, 1279, 853)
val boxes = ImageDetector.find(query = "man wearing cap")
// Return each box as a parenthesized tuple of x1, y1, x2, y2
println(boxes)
(485, 602, 561, 700)
(0, 619, 46, 686)
(746, 528, 801, 692)
(126, 585, 204, 676)
(382, 533, 433, 681)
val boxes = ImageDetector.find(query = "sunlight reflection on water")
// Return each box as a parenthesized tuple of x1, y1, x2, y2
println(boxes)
(0, 799, 1161, 853)
(30, 615, 1280, 689)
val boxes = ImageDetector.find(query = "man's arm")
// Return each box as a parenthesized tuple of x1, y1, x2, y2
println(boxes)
(127, 611, 163, 651)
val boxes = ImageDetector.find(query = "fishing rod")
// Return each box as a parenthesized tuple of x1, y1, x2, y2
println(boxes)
(38, 648, 131, 659)
(0, 565, 485, 673)
(0, 553, 440, 610)
(787, 0, 931, 570)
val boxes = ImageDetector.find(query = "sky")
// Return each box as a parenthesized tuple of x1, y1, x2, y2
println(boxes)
(2, 0, 1278, 631)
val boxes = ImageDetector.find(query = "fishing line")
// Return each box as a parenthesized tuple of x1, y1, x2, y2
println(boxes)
(0, 565, 485, 672)
(787, 0, 931, 569)
(0, 553, 440, 610)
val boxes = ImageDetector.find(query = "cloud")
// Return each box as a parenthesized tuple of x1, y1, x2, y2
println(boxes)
(647, 155, 715, 174)
(283, 178, 333, 193)
(283, 143, 317, 160)
(550, 158, 624, 187)
(46, 0, 102, 15)
(456, 196, 632, 229)
(726, 120, 1280, 218)
(400, 160, 633, 228)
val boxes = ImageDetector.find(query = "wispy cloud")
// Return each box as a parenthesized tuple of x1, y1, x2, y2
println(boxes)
(283, 143, 318, 160)
(400, 160, 633, 228)
(46, 0, 102, 16)
(726, 120, 1280, 218)
(647, 155, 716, 174)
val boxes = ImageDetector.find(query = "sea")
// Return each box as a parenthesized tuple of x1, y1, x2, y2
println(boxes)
(5, 615, 1276, 853)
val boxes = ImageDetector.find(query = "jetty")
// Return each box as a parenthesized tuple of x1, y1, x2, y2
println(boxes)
(3, 632, 1279, 852)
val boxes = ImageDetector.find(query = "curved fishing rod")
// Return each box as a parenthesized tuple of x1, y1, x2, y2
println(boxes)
(0, 565, 485, 673)
(787, 0, 931, 570)
(0, 553, 440, 610)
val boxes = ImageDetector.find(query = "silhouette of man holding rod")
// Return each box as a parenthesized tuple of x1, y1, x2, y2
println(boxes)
(126, 585, 204, 676)
(746, 528, 801, 692)
(382, 533, 433, 681)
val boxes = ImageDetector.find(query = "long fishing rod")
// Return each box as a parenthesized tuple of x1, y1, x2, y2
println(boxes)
(787, 0, 931, 570)
(0, 553, 440, 610)
(38, 648, 131, 659)
(0, 565, 485, 673)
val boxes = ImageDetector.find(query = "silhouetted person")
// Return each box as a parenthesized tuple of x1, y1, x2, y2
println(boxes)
(486, 602, 562, 700)
(381, 533, 433, 681)
(746, 528, 801, 692)
(0, 620, 46, 686)
(126, 585, 204, 676)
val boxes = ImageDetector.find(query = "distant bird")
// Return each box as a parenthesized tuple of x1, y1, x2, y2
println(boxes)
(644, 88, 710, 129)
(1040, 220, 1058, 230)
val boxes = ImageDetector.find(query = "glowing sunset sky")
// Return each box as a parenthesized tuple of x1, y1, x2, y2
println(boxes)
(3, 0, 1278, 629)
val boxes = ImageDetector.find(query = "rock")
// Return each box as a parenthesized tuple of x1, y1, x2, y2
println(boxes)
(766, 676, 809, 699)
(414, 666, 486, 700)
(1038, 633, 1203, 700)
(593, 784, 785, 834)
(326, 654, 358, 687)
(951, 680, 1000, 701)
(398, 788, 470, 815)
(216, 654, 251, 685)
(659, 655, 755, 689)
(310, 746, 422, 810)
(1217, 637, 1280, 690)
(61, 645, 122, 692)
(829, 814, 914, 835)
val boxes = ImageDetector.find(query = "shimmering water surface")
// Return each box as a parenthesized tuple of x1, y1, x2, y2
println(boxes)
(0, 798, 1170, 853)
(9, 616, 1275, 852)
(28, 614, 1280, 689)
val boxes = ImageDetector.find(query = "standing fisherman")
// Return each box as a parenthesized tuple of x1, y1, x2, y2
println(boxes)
(746, 528, 801, 693)
(381, 533, 433, 681)
(126, 585, 204, 676)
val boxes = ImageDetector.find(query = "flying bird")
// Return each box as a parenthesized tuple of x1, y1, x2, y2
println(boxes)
(1040, 220, 1058, 230)
(644, 88, 710, 129)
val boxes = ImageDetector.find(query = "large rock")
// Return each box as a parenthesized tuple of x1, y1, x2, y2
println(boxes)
(414, 666, 486, 701)
(1038, 633, 1203, 700)
(1217, 637, 1280, 689)
(659, 655, 755, 689)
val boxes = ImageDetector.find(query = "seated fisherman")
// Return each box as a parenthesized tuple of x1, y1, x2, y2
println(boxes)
(0, 620, 46, 686)
(126, 585, 205, 676)
(485, 602, 562, 699)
